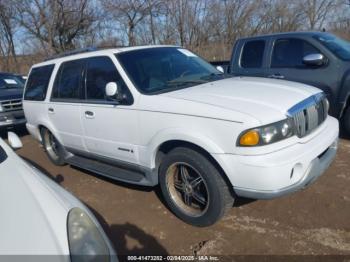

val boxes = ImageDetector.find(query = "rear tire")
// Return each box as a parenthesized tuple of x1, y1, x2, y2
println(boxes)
(41, 128, 66, 166)
(159, 147, 234, 227)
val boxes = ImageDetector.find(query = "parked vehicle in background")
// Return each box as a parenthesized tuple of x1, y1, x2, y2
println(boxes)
(213, 32, 350, 135)
(24, 46, 338, 227)
(0, 72, 26, 129)
(0, 132, 116, 261)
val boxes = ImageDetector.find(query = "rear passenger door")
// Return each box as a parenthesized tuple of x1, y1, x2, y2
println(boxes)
(49, 59, 86, 151)
(230, 39, 268, 77)
(80, 56, 138, 164)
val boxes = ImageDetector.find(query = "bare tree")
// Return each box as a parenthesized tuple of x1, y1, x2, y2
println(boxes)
(302, 0, 340, 30)
(15, 0, 97, 54)
(0, 0, 347, 73)
(256, 0, 304, 33)
(102, 0, 150, 46)
(0, 0, 18, 71)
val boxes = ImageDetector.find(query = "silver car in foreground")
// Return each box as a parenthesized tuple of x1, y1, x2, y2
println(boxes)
(0, 132, 117, 262)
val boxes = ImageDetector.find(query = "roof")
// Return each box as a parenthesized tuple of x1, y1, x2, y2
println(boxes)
(33, 45, 179, 68)
(238, 31, 329, 41)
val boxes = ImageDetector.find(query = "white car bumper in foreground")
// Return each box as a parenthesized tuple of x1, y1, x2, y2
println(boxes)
(214, 116, 339, 199)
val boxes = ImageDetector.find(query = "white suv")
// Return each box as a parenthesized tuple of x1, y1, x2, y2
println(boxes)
(23, 46, 339, 226)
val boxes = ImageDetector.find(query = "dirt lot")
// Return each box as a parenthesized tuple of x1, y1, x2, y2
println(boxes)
(7, 130, 350, 259)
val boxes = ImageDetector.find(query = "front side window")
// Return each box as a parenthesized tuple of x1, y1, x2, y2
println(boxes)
(313, 33, 350, 61)
(116, 47, 222, 94)
(271, 38, 320, 68)
(240, 40, 265, 68)
(52, 59, 85, 100)
(24, 65, 54, 101)
(85, 56, 129, 102)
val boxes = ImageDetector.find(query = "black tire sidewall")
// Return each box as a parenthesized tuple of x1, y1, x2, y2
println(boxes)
(343, 107, 350, 136)
(159, 147, 232, 227)
(41, 128, 66, 166)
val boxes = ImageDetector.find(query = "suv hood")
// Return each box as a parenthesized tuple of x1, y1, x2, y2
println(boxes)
(0, 88, 23, 101)
(160, 77, 322, 124)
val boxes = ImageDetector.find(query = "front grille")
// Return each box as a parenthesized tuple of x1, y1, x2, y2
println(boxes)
(1, 99, 23, 112)
(288, 93, 328, 138)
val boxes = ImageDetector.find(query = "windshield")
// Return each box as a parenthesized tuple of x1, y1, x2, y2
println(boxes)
(0, 145, 7, 164)
(116, 47, 224, 94)
(313, 34, 350, 60)
(0, 74, 25, 89)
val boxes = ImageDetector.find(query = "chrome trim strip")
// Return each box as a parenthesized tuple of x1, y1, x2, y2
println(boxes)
(287, 92, 325, 117)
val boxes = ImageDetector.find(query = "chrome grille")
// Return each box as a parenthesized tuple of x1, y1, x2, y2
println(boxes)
(1, 99, 23, 112)
(287, 93, 328, 138)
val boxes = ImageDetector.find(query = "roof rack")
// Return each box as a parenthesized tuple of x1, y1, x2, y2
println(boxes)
(44, 47, 98, 61)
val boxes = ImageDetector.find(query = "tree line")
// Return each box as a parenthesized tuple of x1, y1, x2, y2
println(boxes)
(0, 0, 349, 73)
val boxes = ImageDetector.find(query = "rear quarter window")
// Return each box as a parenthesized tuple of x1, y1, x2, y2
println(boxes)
(24, 64, 55, 101)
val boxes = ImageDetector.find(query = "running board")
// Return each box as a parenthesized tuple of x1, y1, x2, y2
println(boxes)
(65, 155, 156, 186)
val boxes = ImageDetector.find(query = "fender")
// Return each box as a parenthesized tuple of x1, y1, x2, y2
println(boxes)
(138, 127, 226, 169)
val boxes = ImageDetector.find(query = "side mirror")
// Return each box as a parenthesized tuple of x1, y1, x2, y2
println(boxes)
(303, 53, 325, 67)
(216, 66, 224, 73)
(7, 132, 22, 150)
(105, 82, 118, 97)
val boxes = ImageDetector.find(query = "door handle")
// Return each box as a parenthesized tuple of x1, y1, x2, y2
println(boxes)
(268, 74, 285, 79)
(85, 111, 95, 119)
(48, 108, 54, 114)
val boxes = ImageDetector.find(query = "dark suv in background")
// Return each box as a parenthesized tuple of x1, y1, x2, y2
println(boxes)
(213, 32, 350, 135)
(0, 72, 26, 130)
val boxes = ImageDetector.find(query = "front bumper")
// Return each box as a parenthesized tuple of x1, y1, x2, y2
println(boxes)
(0, 110, 26, 128)
(213, 116, 339, 199)
(234, 138, 337, 199)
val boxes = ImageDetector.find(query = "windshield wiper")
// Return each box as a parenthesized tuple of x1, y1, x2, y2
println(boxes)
(167, 79, 207, 85)
(200, 73, 225, 81)
(148, 79, 207, 94)
(164, 79, 207, 88)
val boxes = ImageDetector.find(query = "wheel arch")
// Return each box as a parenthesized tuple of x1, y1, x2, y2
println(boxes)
(154, 139, 234, 193)
(37, 123, 64, 145)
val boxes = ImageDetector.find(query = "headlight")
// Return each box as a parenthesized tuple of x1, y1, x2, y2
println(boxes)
(237, 118, 294, 146)
(67, 208, 110, 262)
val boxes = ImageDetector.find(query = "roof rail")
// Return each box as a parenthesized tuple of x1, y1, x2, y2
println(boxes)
(44, 47, 98, 61)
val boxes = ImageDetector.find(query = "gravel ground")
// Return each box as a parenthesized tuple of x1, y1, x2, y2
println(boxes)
(5, 129, 350, 260)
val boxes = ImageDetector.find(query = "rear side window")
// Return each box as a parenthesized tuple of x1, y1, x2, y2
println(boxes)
(24, 65, 54, 101)
(85, 56, 128, 101)
(52, 59, 85, 100)
(240, 40, 265, 68)
(271, 38, 320, 68)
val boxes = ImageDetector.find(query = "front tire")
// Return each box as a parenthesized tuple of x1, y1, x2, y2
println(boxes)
(159, 147, 234, 227)
(41, 128, 66, 166)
